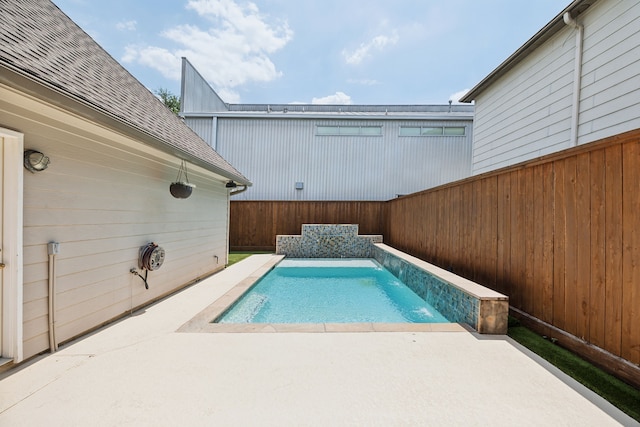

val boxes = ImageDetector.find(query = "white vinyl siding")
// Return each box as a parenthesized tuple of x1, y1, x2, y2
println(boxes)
(578, 0, 640, 142)
(9, 98, 230, 360)
(471, 25, 575, 174)
(472, 0, 640, 174)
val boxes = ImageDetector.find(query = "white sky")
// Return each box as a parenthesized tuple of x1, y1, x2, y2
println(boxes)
(53, 0, 570, 105)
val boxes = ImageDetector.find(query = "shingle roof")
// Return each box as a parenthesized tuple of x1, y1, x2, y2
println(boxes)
(0, 0, 250, 185)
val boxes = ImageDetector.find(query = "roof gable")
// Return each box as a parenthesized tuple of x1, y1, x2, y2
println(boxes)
(460, 0, 597, 103)
(0, 0, 250, 185)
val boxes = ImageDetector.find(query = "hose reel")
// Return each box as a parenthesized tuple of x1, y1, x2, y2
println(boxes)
(139, 242, 165, 271)
(131, 242, 165, 289)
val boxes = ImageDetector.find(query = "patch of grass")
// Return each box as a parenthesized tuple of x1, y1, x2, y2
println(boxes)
(508, 324, 640, 421)
(227, 251, 272, 267)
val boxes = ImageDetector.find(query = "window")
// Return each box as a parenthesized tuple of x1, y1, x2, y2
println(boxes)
(316, 125, 382, 136)
(444, 127, 466, 136)
(399, 126, 466, 136)
(360, 126, 383, 136)
(317, 126, 340, 135)
(421, 127, 444, 136)
(398, 127, 421, 136)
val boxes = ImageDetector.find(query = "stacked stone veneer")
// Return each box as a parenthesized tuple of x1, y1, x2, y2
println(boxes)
(276, 224, 383, 258)
(372, 244, 509, 334)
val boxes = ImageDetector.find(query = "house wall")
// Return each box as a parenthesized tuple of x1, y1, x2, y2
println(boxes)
(579, 0, 640, 142)
(472, 24, 575, 174)
(194, 117, 472, 201)
(472, 0, 640, 174)
(1, 85, 230, 360)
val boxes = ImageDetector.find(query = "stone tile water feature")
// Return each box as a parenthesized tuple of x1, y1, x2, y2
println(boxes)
(276, 224, 382, 258)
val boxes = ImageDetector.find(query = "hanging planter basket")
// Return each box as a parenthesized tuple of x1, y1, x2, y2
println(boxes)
(170, 160, 196, 199)
(170, 181, 195, 198)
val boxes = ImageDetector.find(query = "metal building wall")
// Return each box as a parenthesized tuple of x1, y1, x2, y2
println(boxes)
(215, 117, 472, 201)
(180, 58, 227, 113)
(185, 117, 216, 149)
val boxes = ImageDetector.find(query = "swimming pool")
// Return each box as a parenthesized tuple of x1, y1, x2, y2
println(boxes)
(179, 243, 508, 334)
(216, 259, 449, 324)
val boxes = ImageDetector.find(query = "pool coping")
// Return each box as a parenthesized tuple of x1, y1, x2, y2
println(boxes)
(177, 254, 470, 334)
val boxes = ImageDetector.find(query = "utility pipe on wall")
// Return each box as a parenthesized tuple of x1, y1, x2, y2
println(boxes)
(47, 242, 60, 352)
(564, 11, 584, 148)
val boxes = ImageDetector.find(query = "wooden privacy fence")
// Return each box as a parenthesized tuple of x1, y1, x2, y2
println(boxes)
(229, 201, 386, 250)
(386, 128, 640, 371)
(229, 129, 640, 380)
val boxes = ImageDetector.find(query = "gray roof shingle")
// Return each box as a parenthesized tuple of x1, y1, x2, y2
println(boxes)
(0, 0, 250, 185)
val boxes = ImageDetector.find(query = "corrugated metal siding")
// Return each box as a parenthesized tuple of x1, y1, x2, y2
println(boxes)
(180, 58, 227, 113)
(216, 118, 472, 201)
(579, 0, 640, 142)
(472, 26, 575, 175)
(8, 98, 230, 359)
(185, 117, 215, 147)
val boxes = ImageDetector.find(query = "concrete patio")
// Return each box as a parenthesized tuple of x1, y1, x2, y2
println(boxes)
(0, 254, 636, 426)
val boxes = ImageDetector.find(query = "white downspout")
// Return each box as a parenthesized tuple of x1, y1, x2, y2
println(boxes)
(564, 11, 584, 147)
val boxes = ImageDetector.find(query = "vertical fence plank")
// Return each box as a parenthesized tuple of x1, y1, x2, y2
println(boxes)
(524, 167, 535, 315)
(460, 182, 473, 279)
(450, 185, 461, 272)
(589, 149, 606, 348)
(532, 164, 545, 319)
(553, 159, 567, 329)
(510, 170, 525, 309)
(471, 180, 482, 283)
(541, 162, 555, 324)
(622, 141, 640, 365)
(564, 156, 578, 337)
(496, 173, 512, 297)
(478, 179, 488, 285)
(604, 144, 623, 356)
(576, 152, 591, 341)
(485, 176, 498, 287)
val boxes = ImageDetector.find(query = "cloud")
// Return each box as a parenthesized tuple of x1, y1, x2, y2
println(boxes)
(449, 88, 471, 104)
(122, 0, 292, 101)
(347, 78, 380, 86)
(342, 31, 399, 65)
(124, 45, 182, 80)
(312, 92, 352, 105)
(116, 20, 137, 31)
(217, 87, 241, 104)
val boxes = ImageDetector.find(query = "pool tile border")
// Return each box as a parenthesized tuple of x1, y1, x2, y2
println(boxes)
(372, 244, 509, 334)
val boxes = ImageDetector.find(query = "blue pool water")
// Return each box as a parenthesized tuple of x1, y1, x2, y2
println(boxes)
(217, 259, 450, 323)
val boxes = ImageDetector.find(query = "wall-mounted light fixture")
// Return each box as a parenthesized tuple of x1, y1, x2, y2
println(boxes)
(24, 149, 50, 173)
